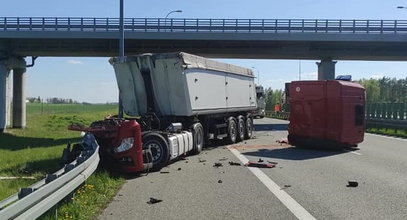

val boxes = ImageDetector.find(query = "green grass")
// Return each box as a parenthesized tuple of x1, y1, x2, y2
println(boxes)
(367, 127, 407, 138)
(0, 103, 125, 220)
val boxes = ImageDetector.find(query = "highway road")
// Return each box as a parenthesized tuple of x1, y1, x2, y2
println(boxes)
(99, 117, 407, 220)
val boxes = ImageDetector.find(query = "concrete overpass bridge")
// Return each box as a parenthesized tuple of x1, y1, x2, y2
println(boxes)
(1, 17, 407, 132)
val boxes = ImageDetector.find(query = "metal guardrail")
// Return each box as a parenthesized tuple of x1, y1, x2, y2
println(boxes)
(0, 133, 100, 220)
(1, 17, 407, 34)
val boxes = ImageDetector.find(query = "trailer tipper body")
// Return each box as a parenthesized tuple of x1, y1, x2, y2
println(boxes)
(71, 52, 257, 172)
(287, 80, 365, 149)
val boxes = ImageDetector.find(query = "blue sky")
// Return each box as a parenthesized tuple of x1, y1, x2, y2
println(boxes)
(2, 0, 407, 103)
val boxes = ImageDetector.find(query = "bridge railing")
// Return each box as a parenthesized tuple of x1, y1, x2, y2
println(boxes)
(1, 17, 407, 34)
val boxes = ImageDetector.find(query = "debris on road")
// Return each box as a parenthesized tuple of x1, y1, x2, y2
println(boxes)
(198, 159, 207, 163)
(147, 197, 163, 204)
(177, 168, 182, 171)
(245, 161, 276, 168)
(218, 180, 223, 183)
(160, 171, 170, 174)
(229, 161, 241, 166)
(213, 162, 223, 168)
(276, 138, 289, 145)
(258, 158, 264, 163)
(280, 184, 292, 190)
(347, 180, 358, 187)
(219, 157, 228, 161)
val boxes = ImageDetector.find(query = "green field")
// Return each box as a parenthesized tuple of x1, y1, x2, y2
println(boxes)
(0, 103, 125, 219)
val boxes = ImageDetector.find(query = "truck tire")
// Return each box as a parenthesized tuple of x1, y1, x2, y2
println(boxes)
(227, 117, 237, 144)
(237, 115, 245, 142)
(142, 132, 169, 170)
(191, 123, 204, 155)
(245, 117, 254, 139)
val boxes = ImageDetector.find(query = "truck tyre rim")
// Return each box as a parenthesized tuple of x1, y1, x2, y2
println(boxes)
(231, 123, 237, 141)
(196, 128, 203, 150)
(147, 142, 162, 162)
(247, 120, 252, 136)
(239, 120, 244, 138)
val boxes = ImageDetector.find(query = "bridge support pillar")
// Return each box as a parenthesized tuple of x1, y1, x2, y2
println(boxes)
(12, 66, 27, 128)
(0, 60, 10, 133)
(316, 59, 336, 80)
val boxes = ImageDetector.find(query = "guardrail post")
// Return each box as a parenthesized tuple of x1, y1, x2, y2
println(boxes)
(394, 20, 397, 34)
(223, 19, 225, 33)
(196, 19, 199, 32)
(93, 18, 96, 31)
(339, 19, 342, 33)
(325, 19, 328, 33)
(248, 19, 250, 33)
(353, 20, 355, 33)
(68, 18, 70, 31)
(367, 20, 369, 33)
(17, 17, 20, 31)
(380, 20, 383, 34)
(183, 19, 186, 32)
(275, 20, 278, 33)
(302, 19, 304, 32)
(29, 17, 32, 30)
(315, 19, 317, 33)
(81, 18, 83, 31)
(132, 18, 135, 31)
(42, 17, 45, 31)
(106, 18, 109, 31)
(3, 17, 6, 31)
(55, 18, 58, 31)
(235, 19, 238, 33)
(262, 19, 264, 33)
(171, 19, 173, 32)
(288, 20, 291, 33)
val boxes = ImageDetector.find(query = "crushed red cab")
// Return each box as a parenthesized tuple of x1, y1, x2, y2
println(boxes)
(287, 80, 365, 149)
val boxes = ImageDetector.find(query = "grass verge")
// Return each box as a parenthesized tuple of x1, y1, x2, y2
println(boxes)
(0, 103, 125, 220)
(366, 127, 407, 138)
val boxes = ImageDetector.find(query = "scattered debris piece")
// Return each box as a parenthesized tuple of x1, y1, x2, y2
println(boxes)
(276, 138, 289, 145)
(198, 159, 207, 163)
(147, 197, 162, 204)
(160, 171, 170, 174)
(213, 162, 223, 167)
(177, 168, 182, 171)
(258, 158, 264, 163)
(267, 161, 278, 165)
(245, 161, 275, 168)
(219, 157, 228, 161)
(229, 161, 241, 166)
(218, 180, 223, 183)
(219, 171, 225, 174)
(118, 194, 123, 196)
(185, 161, 189, 163)
(284, 184, 291, 188)
(347, 180, 358, 187)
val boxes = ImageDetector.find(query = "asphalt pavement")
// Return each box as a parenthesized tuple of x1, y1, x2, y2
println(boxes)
(99, 118, 407, 220)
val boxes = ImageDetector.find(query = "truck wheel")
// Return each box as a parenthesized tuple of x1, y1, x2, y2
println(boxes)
(237, 116, 245, 142)
(245, 117, 254, 139)
(142, 132, 169, 170)
(227, 117, 237, 144)
(191, 123, 204, 155)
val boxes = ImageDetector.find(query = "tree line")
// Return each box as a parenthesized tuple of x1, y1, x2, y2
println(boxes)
(27, 97, 78, 104)
(357, 77, 407, 103)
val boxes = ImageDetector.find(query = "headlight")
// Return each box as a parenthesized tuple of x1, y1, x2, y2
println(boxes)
(114, 137, 134, 153)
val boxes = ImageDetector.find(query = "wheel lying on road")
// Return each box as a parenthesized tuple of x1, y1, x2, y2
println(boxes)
(245, 116, 254, 139)
(227, 117, 237, 144)
(142, 132, 170, 170)
(191, 122, 204, 155)
(237, 115, 245, 142)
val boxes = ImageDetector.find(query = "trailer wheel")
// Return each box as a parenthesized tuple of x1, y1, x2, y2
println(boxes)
(142, 132, 169, 170)
(245, 117, 254, 139)
(191, 123, 204, 155)
(237, 116, 245, 142)
(227, 117, 237, 144)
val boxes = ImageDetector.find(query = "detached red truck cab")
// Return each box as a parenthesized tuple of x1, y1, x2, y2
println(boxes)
(288, 80, 365, 149)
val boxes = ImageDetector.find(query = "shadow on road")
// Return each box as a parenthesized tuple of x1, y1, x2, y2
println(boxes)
(254, 124, 288, 131)
(242, 147, 347, 160)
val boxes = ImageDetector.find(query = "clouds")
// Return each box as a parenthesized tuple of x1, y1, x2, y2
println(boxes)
(67, 59, 83, 65)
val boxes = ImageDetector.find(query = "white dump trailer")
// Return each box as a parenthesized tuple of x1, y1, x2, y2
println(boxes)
(71, 52, 257, 172)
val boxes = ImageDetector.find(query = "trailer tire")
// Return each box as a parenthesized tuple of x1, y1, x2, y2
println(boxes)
(237, 116, 245, 142)
(191, 123, 204, 155)
(245, 116, 254, 139)
(142, 132, 169, 170)
(227, 117, 238, 144)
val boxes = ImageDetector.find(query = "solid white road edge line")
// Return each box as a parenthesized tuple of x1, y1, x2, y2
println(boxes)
(228, 147, 316, 220)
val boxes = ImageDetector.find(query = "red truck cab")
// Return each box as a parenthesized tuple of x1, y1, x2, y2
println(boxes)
(288, 80, 365, 149)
